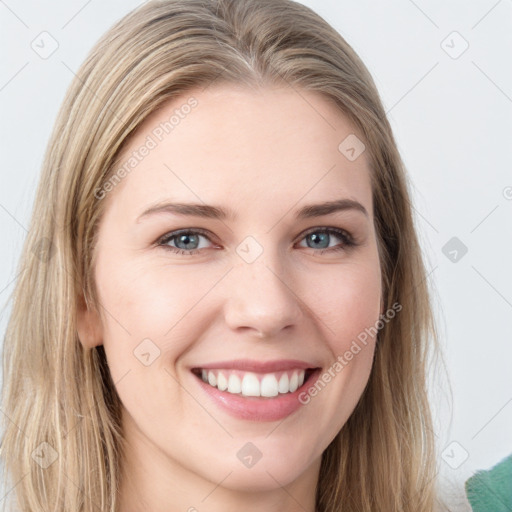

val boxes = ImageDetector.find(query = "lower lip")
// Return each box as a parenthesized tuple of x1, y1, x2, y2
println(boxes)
(192, 369, 321, 422)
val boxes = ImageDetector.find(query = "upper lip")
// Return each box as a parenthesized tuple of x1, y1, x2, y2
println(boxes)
(191, 359, 320, 373)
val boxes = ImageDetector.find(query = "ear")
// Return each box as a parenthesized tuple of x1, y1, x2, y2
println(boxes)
(76, 293, 103, 348)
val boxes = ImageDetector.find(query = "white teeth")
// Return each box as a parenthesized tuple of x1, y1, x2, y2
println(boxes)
(260, 374, 279, 397)
(227, 374, 242, 394)
(289, 371, 299, 393)
(278, 373, 289, 393)
(241, 373, 260, 396)
(217, 371, 228, 391)
(199, 368, 310, 397)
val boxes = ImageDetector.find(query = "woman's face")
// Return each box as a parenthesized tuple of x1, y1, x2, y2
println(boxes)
(79, 83, 382, 503)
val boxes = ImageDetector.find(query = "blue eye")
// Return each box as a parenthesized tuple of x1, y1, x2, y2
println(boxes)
(157, 227, 356, 255)
(157, 229, 213, 255)
(298, 227, 355, 252)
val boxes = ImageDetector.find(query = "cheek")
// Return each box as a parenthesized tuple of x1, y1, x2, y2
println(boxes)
(93, 257, 218, 423)
(309, 258, 382, 352)
(94, 255, 226, 364)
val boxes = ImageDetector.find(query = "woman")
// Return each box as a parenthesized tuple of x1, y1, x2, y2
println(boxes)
(0, 0, 451, 510)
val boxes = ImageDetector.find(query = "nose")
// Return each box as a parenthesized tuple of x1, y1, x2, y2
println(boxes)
(224, 258, 304, 339)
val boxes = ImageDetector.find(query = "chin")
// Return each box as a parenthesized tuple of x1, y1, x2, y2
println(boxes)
(203, 442, 318, 492)
(213, 465, 306, 493)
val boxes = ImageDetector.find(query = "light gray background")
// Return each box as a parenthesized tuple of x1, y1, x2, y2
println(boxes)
(1, 1, 511, 509)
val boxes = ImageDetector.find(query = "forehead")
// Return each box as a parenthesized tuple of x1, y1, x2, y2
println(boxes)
(107, 84, 373, 222)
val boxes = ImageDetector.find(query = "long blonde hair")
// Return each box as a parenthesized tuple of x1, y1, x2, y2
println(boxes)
(1, 0, 451, 510)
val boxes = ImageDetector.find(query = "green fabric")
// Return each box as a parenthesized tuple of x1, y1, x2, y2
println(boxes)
(465, 454, 512, 511)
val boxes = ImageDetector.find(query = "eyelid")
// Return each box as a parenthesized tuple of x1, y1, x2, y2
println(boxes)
(296, 226, 354, 244)
(156, 227, 216, 247)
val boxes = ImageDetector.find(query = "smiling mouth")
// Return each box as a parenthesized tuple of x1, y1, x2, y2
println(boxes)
(191, 367, 317, 398)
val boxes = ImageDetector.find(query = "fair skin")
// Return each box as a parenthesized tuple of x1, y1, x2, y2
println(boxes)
(77, 83, 383, 512)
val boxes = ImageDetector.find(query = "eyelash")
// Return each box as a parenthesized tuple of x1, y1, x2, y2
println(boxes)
(156, 227, 357, 256)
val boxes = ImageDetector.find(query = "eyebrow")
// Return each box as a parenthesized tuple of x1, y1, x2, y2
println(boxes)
(136, 198, 368, 223)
